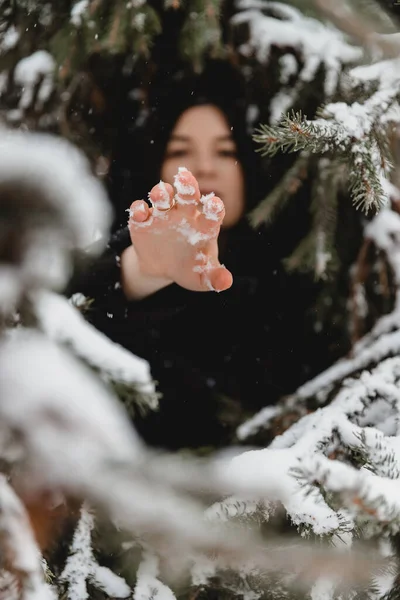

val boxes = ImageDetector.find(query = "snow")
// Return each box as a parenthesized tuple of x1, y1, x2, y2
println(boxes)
(232, 0, 362, 100)
(191, 555, 217, 586)
(34, 290, 156, 399)
(349, 56, 400, 91)
(0, 328, 307, 568)
(246, 104, 259, 131)
(134, 551, 176, 600)
(310, 578, 336, 600)
(0, 130, 112, 307)
(365, 207, 400, 285)
(174, 167, 197, 203)
(193, 252, 218, 290)
(219, 447, 343, 536)
(270, 89, 298, 124)
(0, 329, 143, 489)
(0, 25, 19, 53)
(175, 218, 212, 245)
(70, 0, 89, 27)
(201, 193, 223, 221)
(229, 336, 400, 543)
(61, 505, 131, 600)
(151, 181, 172, 210)
(237, 405, 280, 440)
(279, 53, 298, 84)
(228, 347, 400, 540)
(0, 130, 111, 251)
(14, 50, 55, 109)
(323, 85, 399, 140)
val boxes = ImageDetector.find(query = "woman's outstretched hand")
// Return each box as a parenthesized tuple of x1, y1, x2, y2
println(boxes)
(121, 168, 233, 300)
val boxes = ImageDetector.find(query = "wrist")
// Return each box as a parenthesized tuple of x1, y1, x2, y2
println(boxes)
(121, 245, 173, 300)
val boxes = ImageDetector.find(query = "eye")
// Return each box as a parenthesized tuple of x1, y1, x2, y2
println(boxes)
(165, 148, 188, 159)
(218, 148, 238, 158)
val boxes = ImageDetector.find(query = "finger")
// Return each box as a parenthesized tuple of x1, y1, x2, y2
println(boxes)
(173, 167, 200, 215)
(149, 181, 175, 212)
(194, 252, 233, 292)
(197, 194, 225, 233)
(203, 265, 233, 292)
(129, 200, 151, 224)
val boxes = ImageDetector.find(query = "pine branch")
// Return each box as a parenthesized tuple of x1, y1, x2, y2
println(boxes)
(60, 504, 131, 600)
(254, 111, 340, 158)
(248, 152, 310, 227)
(179, 0, 224, 72)
(310, 160, 340, 278)
(348, 142, 387, 212)
(33, 291, 158, 415)
(282, 157, 341, 278)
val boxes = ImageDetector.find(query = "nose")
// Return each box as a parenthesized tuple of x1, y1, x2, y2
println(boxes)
(191, 150, 216, 180)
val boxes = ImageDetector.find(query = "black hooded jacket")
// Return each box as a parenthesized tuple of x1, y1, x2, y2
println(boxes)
(69, 213, 333, 451)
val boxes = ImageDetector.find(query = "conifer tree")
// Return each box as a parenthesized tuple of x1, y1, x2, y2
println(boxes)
(1, 2, 400, 600)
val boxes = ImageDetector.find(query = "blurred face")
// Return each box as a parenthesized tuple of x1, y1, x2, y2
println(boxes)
(161, 104, 245, 228)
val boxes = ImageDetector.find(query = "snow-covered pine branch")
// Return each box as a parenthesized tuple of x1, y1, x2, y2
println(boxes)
(263, 203, 400, 412)
(250, 28, 400, 277)
(33, 291, 157, 414)
(133, 549, 176, 600)
(0, 327, 384, 596)
(60, 504, 131, 600)
(0, 129, 112, 315)
(254, 34, 400, 216)
(232, 0, 363, 123)
(204, 351, 400, 596)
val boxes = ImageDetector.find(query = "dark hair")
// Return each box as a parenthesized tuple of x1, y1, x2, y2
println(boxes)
(108, 60, 264, 231)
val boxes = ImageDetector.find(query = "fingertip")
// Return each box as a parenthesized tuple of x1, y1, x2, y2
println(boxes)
(201, 194, 225, 222)
(129, 200, 150, 223)
(149, 181, 175, 210)
(174, 167, 200, 202)
(210, 267, 233, 292)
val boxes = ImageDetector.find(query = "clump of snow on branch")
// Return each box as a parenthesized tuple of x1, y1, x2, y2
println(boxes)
(213, 448, 348, 538)
(0, 329, 142, 485)
(232, 0, 362, 122)
(14, 50, 55, 111)
(200, 349, 400, 593)
(0, 25, 19, 55)
(0, 130, 112, 312)
(34, 290, 157, 407)
(230, 317, 400, 543)
(254, 44, 400, 220)
(133, 550, 176, 600)
(61, 504, 131, 600)
(70, 0, 89, 27)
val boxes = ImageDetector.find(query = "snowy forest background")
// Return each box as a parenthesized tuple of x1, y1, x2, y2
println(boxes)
(3, 0, 400, 599)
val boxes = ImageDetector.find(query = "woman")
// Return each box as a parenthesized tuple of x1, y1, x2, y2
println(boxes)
(71, 61, 334, 450)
